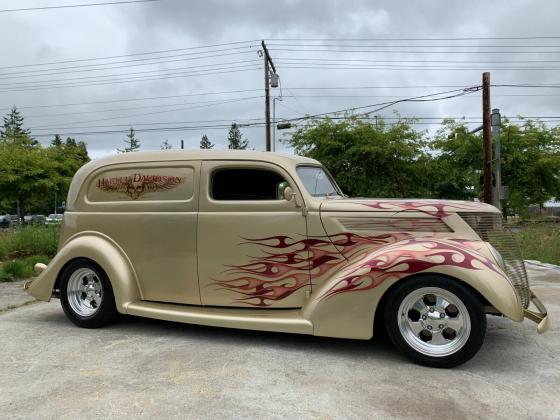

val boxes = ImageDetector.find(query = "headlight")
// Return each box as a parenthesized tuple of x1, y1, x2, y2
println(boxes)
(487, 243, 506, 271)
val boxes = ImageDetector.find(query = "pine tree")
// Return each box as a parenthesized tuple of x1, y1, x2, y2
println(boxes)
(199, 134, 214, 149)
(117, 128, 141, 153)
(0, 106, 37, 147)
(51, 134, 63, 147)
(227, 123, 248, 150)
(161, 139, 172, 150)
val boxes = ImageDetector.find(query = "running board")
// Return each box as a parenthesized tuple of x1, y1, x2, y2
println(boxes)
(126, 301, 313, 335)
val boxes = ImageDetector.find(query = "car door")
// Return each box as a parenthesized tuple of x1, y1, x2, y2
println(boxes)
(197, 160, 310, 308)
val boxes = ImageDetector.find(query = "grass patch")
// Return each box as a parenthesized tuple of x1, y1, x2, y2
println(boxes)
(513, 223, 560, 266)
(0, 225, 59, 259)
(0, 255, 51, 282)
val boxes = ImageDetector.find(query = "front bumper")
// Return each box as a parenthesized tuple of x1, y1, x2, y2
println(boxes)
(524, 292, 550, 333)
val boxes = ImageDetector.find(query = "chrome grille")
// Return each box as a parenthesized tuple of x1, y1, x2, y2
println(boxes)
(459, 212, 531, 308)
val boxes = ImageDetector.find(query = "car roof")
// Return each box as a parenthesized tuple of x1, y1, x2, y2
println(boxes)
(85, 150, 319, 169)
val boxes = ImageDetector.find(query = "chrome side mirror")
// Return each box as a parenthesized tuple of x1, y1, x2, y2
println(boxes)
(283, 186, 294, 201)
(283, 186, 301, 207)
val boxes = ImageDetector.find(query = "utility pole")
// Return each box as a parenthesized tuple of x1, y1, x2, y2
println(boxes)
(492, 108, 502, 210)
(261, 40, 277, 152)
(482, 72, 493, 205)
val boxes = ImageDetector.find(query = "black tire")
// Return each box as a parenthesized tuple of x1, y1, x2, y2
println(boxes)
(59, 258, 118, 328)
(383, 275, 486, 368)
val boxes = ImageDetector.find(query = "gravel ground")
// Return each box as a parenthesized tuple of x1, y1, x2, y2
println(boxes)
(0, 273, 558, 419)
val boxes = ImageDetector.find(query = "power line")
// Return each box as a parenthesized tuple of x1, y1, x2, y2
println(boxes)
(270, 43, 560, 48)
(0, 51, 259, 78)
(31, 117, 560, 139)
(266, 36, 560, 41)
(276, 57, 560, 64)
(0, 0, 159, 13)
(22, 95, 264, 119)
(280, 86, 482, 123)
(0, 66, 261, 93)
(269, 48, 560, 54)
(0, 41, 258, 71)
(278, 63, 560, 71)
(31, 96, 263, 129)
(0, 60, 262, 84)
(9, 88, 262, 110)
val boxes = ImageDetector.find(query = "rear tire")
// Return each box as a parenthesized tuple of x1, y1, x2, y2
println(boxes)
(60, 258, 118, 328)
(384, 275, 486, 368)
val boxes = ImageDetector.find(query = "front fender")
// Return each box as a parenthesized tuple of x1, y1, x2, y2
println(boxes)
(26, 231, 141, 313)
(303, 238, 523, 339)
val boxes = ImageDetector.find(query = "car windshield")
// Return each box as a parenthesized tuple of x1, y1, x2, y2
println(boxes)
(48, 214, 62, 218)
(296, 166, 342, 198)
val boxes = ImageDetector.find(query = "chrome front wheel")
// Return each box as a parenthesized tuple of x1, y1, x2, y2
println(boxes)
(384, 275, 486, 368)
(398, 287, 471, 357)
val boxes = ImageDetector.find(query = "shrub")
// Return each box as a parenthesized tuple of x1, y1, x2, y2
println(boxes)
(0, 255, 51, 282)
(514, 223, 560, 266)
(0, 225, 59, 259)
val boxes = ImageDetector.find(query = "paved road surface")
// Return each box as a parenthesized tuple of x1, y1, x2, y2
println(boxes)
(0, 276, 558, 419)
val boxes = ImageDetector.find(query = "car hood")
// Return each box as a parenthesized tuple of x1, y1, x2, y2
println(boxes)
(319, 198, 499, 218)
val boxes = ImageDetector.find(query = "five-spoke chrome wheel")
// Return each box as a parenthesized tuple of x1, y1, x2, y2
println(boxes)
(67, 267, 104, 317)
(398, 287, 471, 357)
(60, 259, 118, 328)
(384, 275, 486, 368)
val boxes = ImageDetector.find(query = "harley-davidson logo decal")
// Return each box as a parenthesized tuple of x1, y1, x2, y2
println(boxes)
(96, 173, 185, 200)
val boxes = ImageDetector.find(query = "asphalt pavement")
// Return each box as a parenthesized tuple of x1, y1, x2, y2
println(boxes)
(0, 271, 558, 419)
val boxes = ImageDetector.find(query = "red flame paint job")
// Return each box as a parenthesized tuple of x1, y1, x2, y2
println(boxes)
(355, 200, 492, 218)
(320, 239, 505, 300)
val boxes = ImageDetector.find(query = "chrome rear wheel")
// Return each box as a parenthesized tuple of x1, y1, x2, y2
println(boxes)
(67, 268, 103, 317)
(60, 259, 118, 328)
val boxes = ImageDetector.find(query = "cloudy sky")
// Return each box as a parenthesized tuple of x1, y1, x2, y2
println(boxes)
(1, 0, 559, 158)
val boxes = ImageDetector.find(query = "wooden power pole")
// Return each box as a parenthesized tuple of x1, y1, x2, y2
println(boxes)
(261, 41, 276, 152)
(482, 72, 493, 205)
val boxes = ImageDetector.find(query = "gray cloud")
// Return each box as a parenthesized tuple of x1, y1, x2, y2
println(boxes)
(0, 0, 558, 158)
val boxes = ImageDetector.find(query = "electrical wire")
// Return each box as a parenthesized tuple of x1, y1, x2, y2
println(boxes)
(0, 41, 258, 71)
(0, 60, 262, 84)
(0, 0, 159, 13)
(269, 48, 560, 54)
(266, 36, 560, 41)
(0, 66, 261, 93)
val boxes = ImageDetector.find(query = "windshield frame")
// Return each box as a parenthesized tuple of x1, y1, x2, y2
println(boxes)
(295, 164, 344, 198)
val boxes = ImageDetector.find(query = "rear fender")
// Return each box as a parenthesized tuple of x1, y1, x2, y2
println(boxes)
(303, 238, 523, 339)
(26, 231, 141, 313)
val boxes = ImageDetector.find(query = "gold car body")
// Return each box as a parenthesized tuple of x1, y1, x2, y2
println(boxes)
(26, 150, 549, 338)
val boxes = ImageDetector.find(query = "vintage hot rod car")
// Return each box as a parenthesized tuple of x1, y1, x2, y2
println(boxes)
(26, 150, 549, 367)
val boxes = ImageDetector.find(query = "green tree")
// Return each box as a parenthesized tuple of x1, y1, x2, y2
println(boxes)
(499, 119, 560, 215)
(200, 134, 214, 149)
(161, 139, 172, 150)
(284, 114, 431, 198)
(117, 128, 140, 153)
(227, 123, 248, 150)
(0, 142, 53, 219)
(51, 134, 63, 147)
(0, 106, 37, 147)
(429, 119, 482, 200)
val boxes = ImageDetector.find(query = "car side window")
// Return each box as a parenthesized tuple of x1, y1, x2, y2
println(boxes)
(211, 168, 287, 200)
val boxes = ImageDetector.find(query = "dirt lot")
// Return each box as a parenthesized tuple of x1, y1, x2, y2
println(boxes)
(0, 274, 558, 419)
